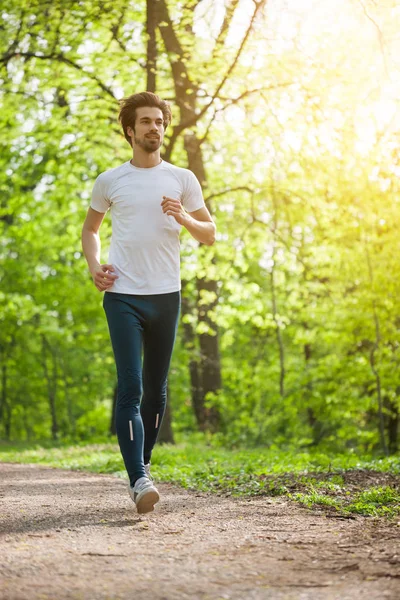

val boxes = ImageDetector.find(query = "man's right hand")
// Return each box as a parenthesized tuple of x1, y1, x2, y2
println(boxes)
(90, 264, 119, 292)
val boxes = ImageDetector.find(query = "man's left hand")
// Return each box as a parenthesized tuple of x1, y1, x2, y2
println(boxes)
(161, 196, 188, 226)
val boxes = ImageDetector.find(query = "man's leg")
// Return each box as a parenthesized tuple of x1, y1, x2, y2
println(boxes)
(141, 291, 180, 465)
(103, 292, 147, 487)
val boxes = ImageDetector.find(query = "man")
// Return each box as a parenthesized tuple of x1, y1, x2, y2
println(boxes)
(81, 92, 216, 514)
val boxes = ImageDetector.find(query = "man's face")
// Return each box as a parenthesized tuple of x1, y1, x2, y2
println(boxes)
(128, 106, 164, 152)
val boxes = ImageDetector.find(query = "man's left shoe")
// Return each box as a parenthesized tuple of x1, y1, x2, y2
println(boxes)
(129, 476, 160, 514)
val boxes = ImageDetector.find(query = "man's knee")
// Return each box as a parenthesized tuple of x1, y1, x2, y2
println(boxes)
(117, 372, 142, 408)
(143, 378, 168, 396)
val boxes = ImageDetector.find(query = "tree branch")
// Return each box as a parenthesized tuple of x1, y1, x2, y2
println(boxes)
(199, 82, 293, 144)
(204, 186, 254, 203)
(357, 0, 389, 78)
(173, 0, 268, 134)
(207, 0, 241, 66)
(1, 52, 117, 99)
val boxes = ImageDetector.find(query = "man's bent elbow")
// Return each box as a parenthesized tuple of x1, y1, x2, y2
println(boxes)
(207, 225, 216, 246)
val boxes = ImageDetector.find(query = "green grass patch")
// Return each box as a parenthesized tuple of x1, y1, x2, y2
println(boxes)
(290, 484, 400, 518)
(0, 436, 399, 519)
(347, 486, 400, 517)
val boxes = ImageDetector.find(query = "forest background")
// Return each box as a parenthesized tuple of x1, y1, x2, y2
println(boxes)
(1, 0, 400, 461)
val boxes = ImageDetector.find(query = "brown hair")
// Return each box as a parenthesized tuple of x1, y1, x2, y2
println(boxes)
(118, 92, 172, 146)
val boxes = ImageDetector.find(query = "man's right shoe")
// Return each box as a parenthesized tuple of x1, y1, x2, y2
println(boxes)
(129, 476, 159, 514)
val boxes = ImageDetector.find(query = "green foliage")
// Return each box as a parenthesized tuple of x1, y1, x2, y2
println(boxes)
(1, 1, 399, 455)
(291, 484, 400, 519)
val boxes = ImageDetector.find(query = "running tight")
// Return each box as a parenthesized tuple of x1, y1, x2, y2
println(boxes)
(103, 291, 180, 487)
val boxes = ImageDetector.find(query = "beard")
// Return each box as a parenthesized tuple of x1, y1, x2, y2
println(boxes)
(134, 134, 162, 153)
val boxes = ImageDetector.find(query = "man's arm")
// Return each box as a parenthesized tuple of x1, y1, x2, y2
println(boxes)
(161, 198, 216, 246)
(184, 206, 216, 246)
(81, 207, 118, 291)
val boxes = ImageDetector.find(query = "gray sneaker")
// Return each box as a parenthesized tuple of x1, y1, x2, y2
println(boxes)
(129, 476, 159, 514)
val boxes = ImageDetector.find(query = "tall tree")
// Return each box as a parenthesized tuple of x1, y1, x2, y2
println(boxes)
(155, 0, 267, 430)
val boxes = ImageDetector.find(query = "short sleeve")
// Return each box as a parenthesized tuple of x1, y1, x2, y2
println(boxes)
(181, 170, 205, 213)
(90, 174, 111, 213)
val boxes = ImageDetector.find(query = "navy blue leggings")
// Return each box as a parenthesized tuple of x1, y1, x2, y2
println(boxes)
(103, 290, 180, 486)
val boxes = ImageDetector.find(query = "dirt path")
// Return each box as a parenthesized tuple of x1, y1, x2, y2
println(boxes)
(0, 463, 399, 600)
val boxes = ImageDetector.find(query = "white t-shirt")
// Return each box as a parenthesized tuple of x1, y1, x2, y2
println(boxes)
(90, 159, 205, 294)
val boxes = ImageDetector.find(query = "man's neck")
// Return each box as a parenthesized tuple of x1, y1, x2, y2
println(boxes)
(130, 151, 162, 169)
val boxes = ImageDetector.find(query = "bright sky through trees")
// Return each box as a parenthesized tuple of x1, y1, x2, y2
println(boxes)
(193, 0, 399, 160)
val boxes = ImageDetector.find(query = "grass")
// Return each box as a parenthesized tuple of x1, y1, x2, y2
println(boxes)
(0, 436, 399, 520)
(291, 485, 400, 518)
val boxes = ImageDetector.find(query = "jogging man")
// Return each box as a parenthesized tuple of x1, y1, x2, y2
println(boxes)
(81, 92, 216, 514)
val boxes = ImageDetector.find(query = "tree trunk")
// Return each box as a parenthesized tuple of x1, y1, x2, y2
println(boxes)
(146, 0, 157, 92)
(184, 135, 221, 431)
(0, 362, 6, 432)
(155, 0, 264, 431)
(180, 282, 204, 429)
(303, 334, 324, 445)
(4, 405, 12, 440)
(386, 391, 399, 454)
(41, 335, 59, 441)
(364, 236, 388, 455)
(270, 262, 285, 397)
(61, 356, 76, 438)
(1, 363, 12, 439)
(24, 402, 34, 440)
(195, 272, 221, 431)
